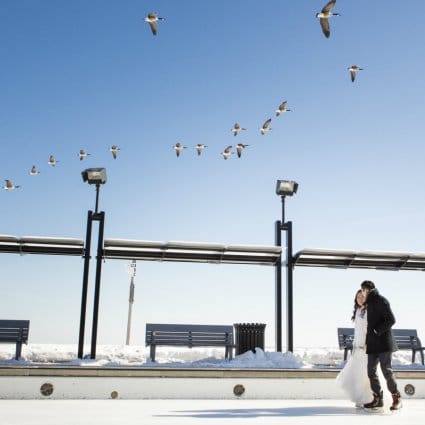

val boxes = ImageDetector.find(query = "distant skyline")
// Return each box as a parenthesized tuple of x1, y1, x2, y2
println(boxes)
(1, 1, 425, 351)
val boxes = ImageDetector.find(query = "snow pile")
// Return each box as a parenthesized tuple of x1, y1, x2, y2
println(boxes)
(0, 344, 423, 369)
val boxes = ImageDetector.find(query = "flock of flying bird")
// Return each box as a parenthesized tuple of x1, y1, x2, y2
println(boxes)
(146, 1, 363, 161)
(2, 146, 121, 191)
(316, 1, 364, 82)
(172, 100, 292, 160)
(3, 1, 363, 190)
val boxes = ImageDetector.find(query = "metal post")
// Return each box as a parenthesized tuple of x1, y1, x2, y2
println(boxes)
(126, 275, 135, 345)
(281, 195, 285, 225)
(90, 211, 105, 359)
(285, 220, 294, 352)
(274, 220, 283, 352)
(94, 184, 100, 214)
(78, 210, 93, 359)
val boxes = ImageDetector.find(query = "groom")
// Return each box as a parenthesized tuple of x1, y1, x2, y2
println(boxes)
(360, 280, 402, 411)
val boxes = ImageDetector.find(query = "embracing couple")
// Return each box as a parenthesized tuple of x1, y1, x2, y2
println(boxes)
(337, 280, 403, 412)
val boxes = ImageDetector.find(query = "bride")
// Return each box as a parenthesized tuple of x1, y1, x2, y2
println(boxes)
(336, 289, 373, 406)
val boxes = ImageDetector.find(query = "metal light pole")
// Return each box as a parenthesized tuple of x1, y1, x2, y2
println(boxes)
(275, 180, 298, 353)
(283, 218, 294, 353)
(275, 218, 283, 352)
(126, 260, 137, 345)
(78, 168, 107, 360)
(90, 206, 105, 359)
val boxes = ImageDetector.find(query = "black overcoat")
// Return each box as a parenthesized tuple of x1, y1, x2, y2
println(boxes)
(365, 289, 397, 354)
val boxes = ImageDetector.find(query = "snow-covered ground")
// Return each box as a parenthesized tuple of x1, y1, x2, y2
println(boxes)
(1, 344, 424, 369)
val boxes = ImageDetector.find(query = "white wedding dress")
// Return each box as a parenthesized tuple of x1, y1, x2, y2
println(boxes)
(336, 308, 372, 404)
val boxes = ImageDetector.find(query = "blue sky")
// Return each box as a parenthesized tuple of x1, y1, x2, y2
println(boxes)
(1, 1, 425, 351)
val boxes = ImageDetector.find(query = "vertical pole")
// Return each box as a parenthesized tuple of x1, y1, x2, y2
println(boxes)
(286, 220, 294, 352)
(94, 184, 100, 214)
(90, 211, 105, 359)
(281, 196, 285, 225)
(78, 210, 93, 359)
(275, 220, 282, 352)
(126, 275, 135, 345)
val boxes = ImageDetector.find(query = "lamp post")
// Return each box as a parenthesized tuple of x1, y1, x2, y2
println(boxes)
(125, 260, 137, 345)
(275, 179, 298, 353)
(78, 168, 107, 359)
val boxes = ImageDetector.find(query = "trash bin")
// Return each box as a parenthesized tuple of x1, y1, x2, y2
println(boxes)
(233, 323, 266, 355)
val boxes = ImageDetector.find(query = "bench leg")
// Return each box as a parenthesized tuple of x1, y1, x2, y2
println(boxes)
(344, 349, 348, 361)
(15, 342, 22, 360)
(150, 344, 156, 362)
(225, 346, 233, 360)
(412, 350, 415, 364)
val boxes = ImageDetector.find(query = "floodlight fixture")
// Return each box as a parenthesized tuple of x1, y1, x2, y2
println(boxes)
(82, 168, 107, 185)
(81, 168, 107, 215)
(276, 180, 298, 197)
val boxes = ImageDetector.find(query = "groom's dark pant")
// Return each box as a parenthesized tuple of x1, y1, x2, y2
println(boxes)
(367, 351, 398, 394)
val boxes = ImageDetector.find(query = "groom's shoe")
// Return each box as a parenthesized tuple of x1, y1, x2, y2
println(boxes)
(390, 392, 402, 411)
(364, 391, 383, 409)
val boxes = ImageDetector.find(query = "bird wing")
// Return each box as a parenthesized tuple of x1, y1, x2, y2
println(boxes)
(320, 18, 330, 38)
(322, 0, 336, 13)
(222, 146, 232, 157)
(112, 151, 117, 159)
(280, 101, 287, 110)
(263, 118, 272, 129)
(350, 70, 356, 82)
(149, 21, 158, 36)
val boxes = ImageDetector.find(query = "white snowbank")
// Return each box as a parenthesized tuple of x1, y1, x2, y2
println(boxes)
(1, 344, 424, 369)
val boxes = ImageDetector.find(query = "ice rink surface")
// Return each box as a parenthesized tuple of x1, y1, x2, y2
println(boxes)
(1, 399, 423, 425)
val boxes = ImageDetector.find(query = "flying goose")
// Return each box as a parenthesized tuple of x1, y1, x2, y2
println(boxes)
(29, 165, 40, 175)
(260, 118, 272, 135)
(144, 13, 165, 36)
(78, 149, 91, 161)
(221, 145, 233, 160)
(3, 179, 20, 190)
(48, 155, 58, 167)
(275, 101, 292, 117)
(174, 142, 187, 157)
(232, 123, 246, 136)
(316, 0, 340, 38)
(236, 143, 249, 158)
(348, 65, 363, 82)
(195, 144, 208, 156)
(110, 145, 120, 160)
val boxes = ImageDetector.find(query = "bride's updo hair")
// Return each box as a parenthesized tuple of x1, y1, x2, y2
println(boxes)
(351, 289, 365, 321)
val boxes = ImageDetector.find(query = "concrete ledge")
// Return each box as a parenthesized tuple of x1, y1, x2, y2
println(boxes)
(0, 367, 424, 399)
(0, 366, 424, 379)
